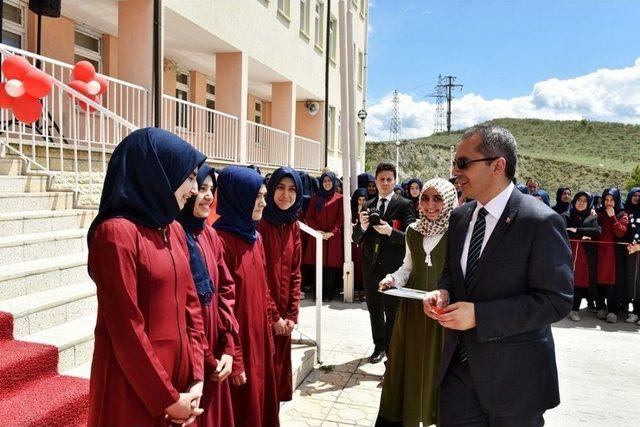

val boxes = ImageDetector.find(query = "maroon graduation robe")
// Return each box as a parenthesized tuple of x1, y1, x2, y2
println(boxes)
(257, 219, 302, 401)
(87, 218, 205, 426)
(194, 226, 239, 427)
(596, 211, 628, 285)
(216, 230, 280, 427)
(302, 192, 344, 268)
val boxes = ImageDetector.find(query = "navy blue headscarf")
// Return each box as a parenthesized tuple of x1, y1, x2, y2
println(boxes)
(214, 166, 265, 244)
(297, 170, 317, 213)
(88, 127, 206, 244)
(263, 167, 303, 226)
(600, 187, 624, 214)
(351, 188, 367, 218)
(316, 171, 337, 212)
(405, 178, 423, 204)
(177, 165, 216, 304)
(553, 187, 571, 215)
(358, 172, 374, 190)
(625, 187, 640, 216)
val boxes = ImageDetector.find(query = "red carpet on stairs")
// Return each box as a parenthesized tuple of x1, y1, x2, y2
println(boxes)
(0, 311, 90, 426)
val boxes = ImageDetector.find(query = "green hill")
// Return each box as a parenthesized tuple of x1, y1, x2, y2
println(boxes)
(365, 118, 639, 194)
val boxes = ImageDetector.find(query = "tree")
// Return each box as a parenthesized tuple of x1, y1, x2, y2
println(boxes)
(627, 163, 640, 190)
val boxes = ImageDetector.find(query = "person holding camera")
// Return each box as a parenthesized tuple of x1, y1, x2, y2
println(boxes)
(353, 163, 416, 364)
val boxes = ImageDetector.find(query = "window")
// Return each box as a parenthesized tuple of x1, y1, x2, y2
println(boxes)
(328, 17, 337, 62)
(358, 49, 364, 87)
(314, 1, 324, 48)
(74, 27, 102, 72)
(175, 70, 189, 128)
(206, 82, 216, 133)
(2, 1, 26, 49)
(328, 106, 336, 149)
(357, 121, 363, 158)
(299, 0, 310, 36)
(254, 101, 263, 124)
(277, 0, 290, 18)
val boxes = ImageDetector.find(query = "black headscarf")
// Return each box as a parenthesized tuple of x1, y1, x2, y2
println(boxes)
(405, 178, 423, 205)
(569, 191, 593, 222)
(364, 174, 377, 200)
(351, 188, 367, 219)
(87, 127, 206, 245)
(624, 187, 640, 216)
(553, 187, 571, 215)
(263, 167, 303, 226)
(316, 172, 337, 212)
(177, 165, 216, 304)
(214, 166, 265, 244)
(357, 172, 374, 190)
(600, 187, 624, 214)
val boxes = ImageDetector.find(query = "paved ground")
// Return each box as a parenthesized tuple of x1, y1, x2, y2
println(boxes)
(281, 299, 640, 426)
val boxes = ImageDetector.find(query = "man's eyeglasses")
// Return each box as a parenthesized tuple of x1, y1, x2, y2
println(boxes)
(452, 157, 499, 170)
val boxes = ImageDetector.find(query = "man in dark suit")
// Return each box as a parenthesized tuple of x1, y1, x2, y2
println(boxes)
(423, 125, 573, 426)
(353, 163, 416, 363)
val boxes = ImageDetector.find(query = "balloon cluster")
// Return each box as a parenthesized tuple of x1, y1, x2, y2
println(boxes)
(68, 61, 107, 112)
(0, 56, 53, 124)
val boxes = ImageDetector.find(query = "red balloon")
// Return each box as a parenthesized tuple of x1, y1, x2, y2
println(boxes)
(93, 74, 108, 96)
(0, 83, 15, 109)
(12, 95, 42, 123)
(2, 55, 32, 80)
(72, 61, 96, 83)
(23, 70, 53, 99)
(68, 79, 97, 112)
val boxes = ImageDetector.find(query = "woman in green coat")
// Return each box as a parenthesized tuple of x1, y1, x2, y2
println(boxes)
(375, 177, 459, 427)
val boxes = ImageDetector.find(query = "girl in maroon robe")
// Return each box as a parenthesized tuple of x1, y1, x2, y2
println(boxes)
(177, 165, 239, 427)
(303, 171, 344, 301)
(214, 166, 280, 427)
(351, 188, 368, 301)
(596, 187, 628, 322)
(87, 128, 208, 426)
(257, 167, 303, 402)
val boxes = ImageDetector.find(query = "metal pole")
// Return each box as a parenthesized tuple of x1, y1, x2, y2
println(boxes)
(323, 0, 332, 167)
(153, 0, 163, 128)
(396, 140, 400, 175)
(449, 145, 455, 177)
(347, 7, 357, 193)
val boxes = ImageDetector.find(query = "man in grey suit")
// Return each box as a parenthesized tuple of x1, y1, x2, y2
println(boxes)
(423, 125, 573, 426)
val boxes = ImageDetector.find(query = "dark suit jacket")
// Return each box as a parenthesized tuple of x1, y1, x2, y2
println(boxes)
(352, 193, 416, 276)
(438, 188, 573, 416)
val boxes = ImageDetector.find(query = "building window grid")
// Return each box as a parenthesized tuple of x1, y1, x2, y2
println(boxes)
(2, 0, 26, 50)
(360, 0, 366, 17)
(328, 17, 337, 62)
(206, 81, 216, 134)
(358, 49, 364, 88)
(175, 70, 189, 129)
(74, 27, 102, 73)
(277, 0, 291, 19)
(314, 1, 324, 48)
(299, 0, 310, 37)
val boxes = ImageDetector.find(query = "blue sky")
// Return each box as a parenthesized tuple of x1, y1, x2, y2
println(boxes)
(368, 0, 640, 101)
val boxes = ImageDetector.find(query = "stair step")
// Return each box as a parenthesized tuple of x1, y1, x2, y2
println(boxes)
(0, 374, 89, 426)
(0, 157, 23, 175)
(0, 209, 96, 235)
(0, 175, 49, 192)
(291, 342, 316, 389)
(63, 361, 92, 379)
(0, 252, 89, 301)
(0, 228, 88, 265)
(0, 282, 96, 338)
(0, 340, 59, 397)
(0, 191, 75, 213)
(21, 315, 96, 373)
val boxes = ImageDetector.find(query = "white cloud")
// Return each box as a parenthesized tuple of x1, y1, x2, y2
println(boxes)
(365, 58, 640, 141)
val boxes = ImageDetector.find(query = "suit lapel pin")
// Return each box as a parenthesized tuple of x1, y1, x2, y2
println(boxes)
(506, 216, 511, 224)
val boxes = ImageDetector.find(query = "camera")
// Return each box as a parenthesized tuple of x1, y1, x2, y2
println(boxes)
(367, 207, 381, 226)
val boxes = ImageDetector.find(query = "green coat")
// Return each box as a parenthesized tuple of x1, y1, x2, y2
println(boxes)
(378, 227, 447, 427)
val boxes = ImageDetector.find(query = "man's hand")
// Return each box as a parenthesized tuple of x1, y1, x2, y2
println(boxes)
(322, 232, 334, 240)
(378, 275, 395, 291)
(272, 318, 287, 335)
(423, 289, 450, 319)
(436, 302, 476, 330)
(359, 211, 370, 231)
(165, 391, 204, 426)
(567, 227, 577, 234)
(582, 236, 591, 241)
(284, 319, 296, 334)
(628, 243, 640, 254)
(230, 371, 247, 386)
(373, 219, 393, 236)
(211, 354, 233, 382)
(606, 206, 615, 217)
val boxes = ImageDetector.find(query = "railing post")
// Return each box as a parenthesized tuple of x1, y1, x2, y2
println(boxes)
(298, 221, 323, 364)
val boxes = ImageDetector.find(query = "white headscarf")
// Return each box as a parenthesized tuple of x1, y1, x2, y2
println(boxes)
(410, 178, 458, 237)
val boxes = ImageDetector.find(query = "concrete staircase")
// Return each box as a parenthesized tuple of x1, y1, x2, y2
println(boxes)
(0, 154, 97, 377)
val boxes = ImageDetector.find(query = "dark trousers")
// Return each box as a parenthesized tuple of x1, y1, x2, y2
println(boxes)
(572, 287, 589, 311)
(439, 358, 545, 427)
(624, 252, 640, 314)
(322, 267, 340, 300)
(597, 284, 617, 314)
(363, 268, 399, 352)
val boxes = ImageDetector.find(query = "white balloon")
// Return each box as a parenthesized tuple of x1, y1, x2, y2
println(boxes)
(87, 80, 101, 96)
(5, 79, 25, 98)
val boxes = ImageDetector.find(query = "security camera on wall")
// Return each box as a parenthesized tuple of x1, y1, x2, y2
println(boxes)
(306, 101, 320, 116)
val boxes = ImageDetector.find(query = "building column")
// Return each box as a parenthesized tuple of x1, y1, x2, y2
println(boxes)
(271, 82, 296, 167)
(216, 52, 248, 163)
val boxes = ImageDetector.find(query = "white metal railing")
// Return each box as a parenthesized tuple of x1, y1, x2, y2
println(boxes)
(297, 221, 323, 363)
(246, 121, 290, 167)
(0, 43, 148, 129)
(0, 45, 139, 206)
(294, 135, 323, 171)
(161, 95, 239, 162)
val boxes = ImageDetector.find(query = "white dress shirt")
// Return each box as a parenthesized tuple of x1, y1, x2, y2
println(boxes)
(460, 183, 515, 277)
(389, 233, 446, 288)
(376, 190, 394, 212)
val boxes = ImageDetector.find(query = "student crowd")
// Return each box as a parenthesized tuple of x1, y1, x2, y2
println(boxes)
(85, 125, 638, 427)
